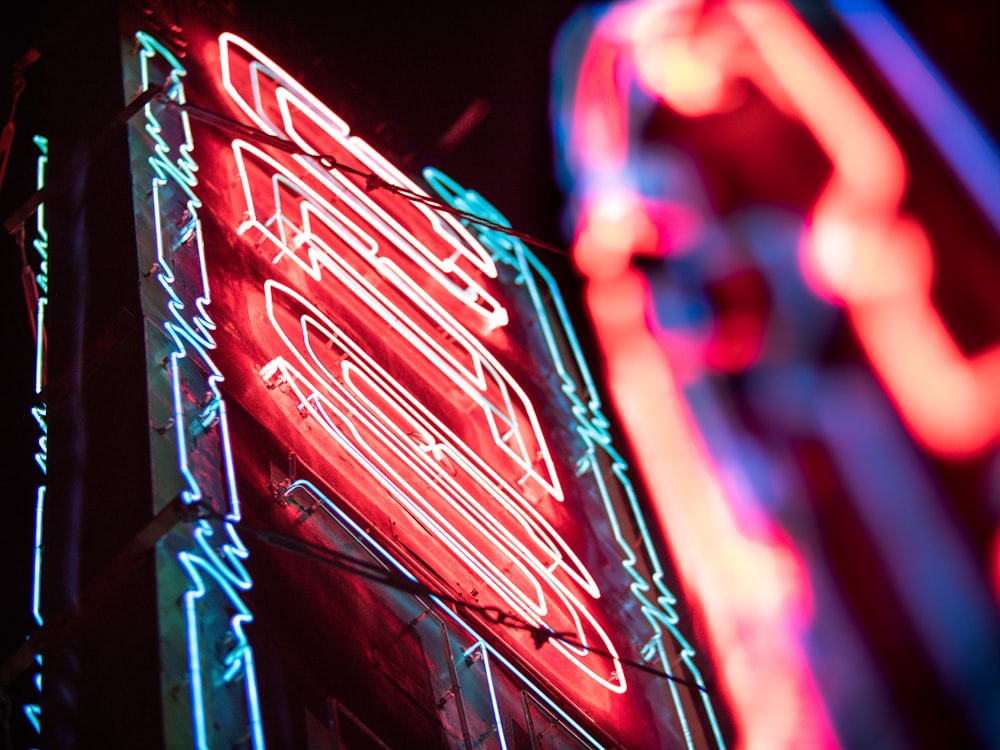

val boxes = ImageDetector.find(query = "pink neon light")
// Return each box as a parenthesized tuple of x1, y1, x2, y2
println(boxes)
(566, 2, 845, 748)
(214, 33, 629, 693)
(567, 0, 1000, 745)
(719, 0, 1000, 458)
(586, 268, 831, 750)
(575, 0, 1000, 458)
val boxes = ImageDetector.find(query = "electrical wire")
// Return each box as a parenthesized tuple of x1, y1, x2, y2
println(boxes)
(186, 502, 713, 696)
(161, 95, 571, 258)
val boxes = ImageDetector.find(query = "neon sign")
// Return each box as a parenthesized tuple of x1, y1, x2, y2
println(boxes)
(125, 11, 730, 746)
(214, 27, 729, 731)
(218, 30, 622, 689)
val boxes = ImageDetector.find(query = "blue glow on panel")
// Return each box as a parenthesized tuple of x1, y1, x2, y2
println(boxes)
(830, 0, 1000, 236)
(134, 31, 264, 749)
(286, 478, 608, 749)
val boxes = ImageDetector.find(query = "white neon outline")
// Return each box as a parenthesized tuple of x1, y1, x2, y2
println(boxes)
(210, 28, 734, 723)
(230, 139, 560, 499)
(230, 137, 561, 497)
(218, 32, 505, 320)
(257, 313, 624, 689)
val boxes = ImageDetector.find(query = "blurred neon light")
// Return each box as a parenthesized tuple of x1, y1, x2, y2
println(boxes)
(557, 0, 1000, 746)
(556, 2, 839, 748)
(718, 0, 1000, 459)
(563, 0, 1000, 459)
(216, 29, 726, 738)
(587, 271, 827, 750)
(134, 31, 264, 749)
(814, 371, 1000, 747)
(829, 0, 1000, 238)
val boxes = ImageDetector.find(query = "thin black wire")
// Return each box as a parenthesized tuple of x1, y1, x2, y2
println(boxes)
(191, 504, 712, 696)
(155, 93, 711, 696)
(161, 95, 571, 258)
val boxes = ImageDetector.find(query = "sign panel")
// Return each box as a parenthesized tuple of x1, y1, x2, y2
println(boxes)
(122, 3, 730, 747)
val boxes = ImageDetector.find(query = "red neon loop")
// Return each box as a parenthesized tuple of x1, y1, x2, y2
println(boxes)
(215, 32, 629, 694)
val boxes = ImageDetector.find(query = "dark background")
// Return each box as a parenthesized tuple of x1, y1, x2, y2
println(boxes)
(2, 0, 1000, 747)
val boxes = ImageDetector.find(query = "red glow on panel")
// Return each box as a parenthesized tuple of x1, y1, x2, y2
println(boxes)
(211, 32, 636, 696)
(158, 28, 741, 746)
